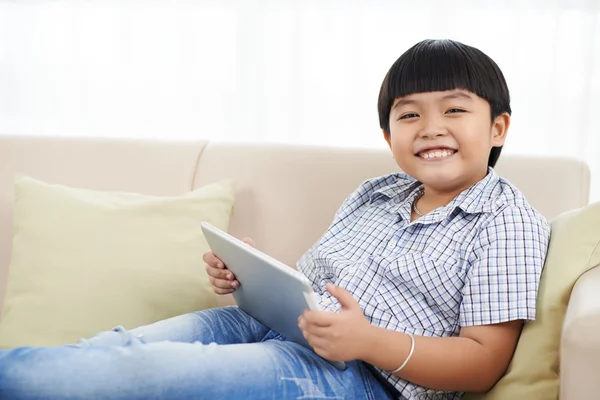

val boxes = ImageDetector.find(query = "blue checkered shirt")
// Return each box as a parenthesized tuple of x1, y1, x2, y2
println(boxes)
(297, 167, 551, 400)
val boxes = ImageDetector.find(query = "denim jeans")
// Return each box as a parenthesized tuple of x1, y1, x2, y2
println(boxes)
(0, 306, 396, 399)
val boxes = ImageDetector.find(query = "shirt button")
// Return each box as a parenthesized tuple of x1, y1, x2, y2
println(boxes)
(388, 241, 395, 249)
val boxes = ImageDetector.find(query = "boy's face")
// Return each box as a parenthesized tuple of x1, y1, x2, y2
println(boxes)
(384, 89, 509, 193)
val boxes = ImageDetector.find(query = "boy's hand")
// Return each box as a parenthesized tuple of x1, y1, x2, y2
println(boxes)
(298, 283, 373, 362)
(203, 237, 255, 295)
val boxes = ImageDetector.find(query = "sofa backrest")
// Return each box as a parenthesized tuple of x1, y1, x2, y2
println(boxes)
(0, 135, 592, 314)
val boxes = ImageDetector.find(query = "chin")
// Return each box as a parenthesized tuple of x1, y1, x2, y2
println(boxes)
(413, 170, 463, 186)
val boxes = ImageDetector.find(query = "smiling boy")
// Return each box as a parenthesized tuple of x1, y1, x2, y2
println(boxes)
(0, 39, 550, 400)
(289, 40, 550, 398)
(293, 39, 550, 398)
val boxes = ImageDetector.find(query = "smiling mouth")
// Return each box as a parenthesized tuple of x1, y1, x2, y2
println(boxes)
(416, 148, 458, 160)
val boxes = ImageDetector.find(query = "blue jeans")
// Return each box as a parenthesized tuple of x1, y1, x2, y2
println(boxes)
(0, 306, 396, 399)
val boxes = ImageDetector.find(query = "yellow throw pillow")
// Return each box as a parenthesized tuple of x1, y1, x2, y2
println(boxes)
(465, 202, 600, 399)
(0, 176, 236, 348)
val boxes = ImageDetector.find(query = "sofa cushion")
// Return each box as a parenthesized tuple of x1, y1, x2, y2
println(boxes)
(0, 175, 235, 348)
(465, 201, 600, 399)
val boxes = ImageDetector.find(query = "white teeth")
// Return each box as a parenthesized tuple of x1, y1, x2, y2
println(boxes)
(419, 149, 455, 160)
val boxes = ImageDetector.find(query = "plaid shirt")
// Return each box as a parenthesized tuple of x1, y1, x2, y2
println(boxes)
(297, 168, 551, 400)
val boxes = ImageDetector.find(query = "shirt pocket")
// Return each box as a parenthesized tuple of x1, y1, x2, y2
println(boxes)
(381, 251, 464, 333)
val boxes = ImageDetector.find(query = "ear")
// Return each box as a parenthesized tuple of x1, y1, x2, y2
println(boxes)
(491, 113, 510, 147)
(382, 130, 392, 149)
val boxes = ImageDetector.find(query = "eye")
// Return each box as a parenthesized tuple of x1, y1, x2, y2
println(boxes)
(398, 113, 419, 120)
(446, 108, 466, 114)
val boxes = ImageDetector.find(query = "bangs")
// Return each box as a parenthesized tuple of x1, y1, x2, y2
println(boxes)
(378, 39, 511, 131)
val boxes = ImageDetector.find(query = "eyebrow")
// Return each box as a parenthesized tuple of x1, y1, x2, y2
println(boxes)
(392, 91, 473, 111)
(441, 92, 473, 101)
(392, 99, 417, 111)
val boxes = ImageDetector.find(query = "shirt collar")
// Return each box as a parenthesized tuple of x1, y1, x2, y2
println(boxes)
(368, 173, 420, 205)
(444, 167, 499, 216)
(369, 167, 500, 218)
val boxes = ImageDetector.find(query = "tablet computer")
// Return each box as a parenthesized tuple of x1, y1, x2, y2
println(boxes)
(200, 222, 322, 350)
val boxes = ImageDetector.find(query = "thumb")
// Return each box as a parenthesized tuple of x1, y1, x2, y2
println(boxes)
(327, 284, 359, 311)
(242, 237, 256, 248)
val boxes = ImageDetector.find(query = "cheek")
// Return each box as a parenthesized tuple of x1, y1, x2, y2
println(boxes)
(390, 139, 414, 164)
(454, 124, 493, 152)
(388, 130, 412, 151)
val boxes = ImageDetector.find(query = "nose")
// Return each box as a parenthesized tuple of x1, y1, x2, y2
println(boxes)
(418, 115, 448, 139)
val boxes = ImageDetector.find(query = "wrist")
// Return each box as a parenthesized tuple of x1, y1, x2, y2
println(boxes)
(357, 324, 384, 363)
(359, 327, 414, 373)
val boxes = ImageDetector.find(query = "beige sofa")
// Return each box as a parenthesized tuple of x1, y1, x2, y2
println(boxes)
(0, 135, 597, 398)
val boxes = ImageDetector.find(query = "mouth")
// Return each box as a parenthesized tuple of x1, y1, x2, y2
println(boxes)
(415, 147, 458, 161)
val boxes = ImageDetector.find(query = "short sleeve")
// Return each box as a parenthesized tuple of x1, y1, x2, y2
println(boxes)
(459, 206, 551, 327)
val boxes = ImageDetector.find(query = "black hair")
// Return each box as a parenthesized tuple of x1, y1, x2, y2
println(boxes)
(377, 39, 511, 168)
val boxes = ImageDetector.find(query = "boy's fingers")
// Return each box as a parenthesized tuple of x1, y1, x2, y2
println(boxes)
(210, 277, 239, 290)
(303, 325, 330, 338)
(301, 333, 327, 353)
(205, 265, 235, 280)
(242, 237, 255, 248)
(203, 251, 224, 268)
(213, 286, 236, 295)
(302, 311, 334, 327)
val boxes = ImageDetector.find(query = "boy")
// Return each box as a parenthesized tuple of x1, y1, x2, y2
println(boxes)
(0, 39, 550, 399)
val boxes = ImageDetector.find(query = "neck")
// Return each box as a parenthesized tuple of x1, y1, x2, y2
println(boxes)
(416, 171, 489, 214)
(419, 186, 468, 211)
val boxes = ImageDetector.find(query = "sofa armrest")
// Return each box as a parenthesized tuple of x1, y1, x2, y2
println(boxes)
(560, 265, 600, 400)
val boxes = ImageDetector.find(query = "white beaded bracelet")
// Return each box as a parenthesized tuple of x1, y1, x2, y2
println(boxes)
(390, 332, 415, 374)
